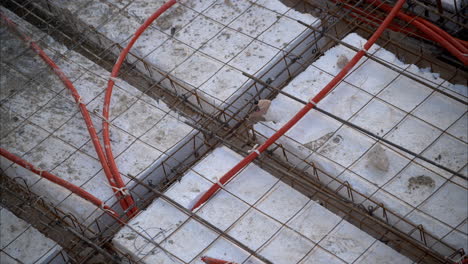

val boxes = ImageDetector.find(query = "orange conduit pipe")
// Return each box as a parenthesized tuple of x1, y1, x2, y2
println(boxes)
(365, 0, 468, 51)
(0, 12, 135, 218)
(201, 256, 237, 264)
(101, 0, 177, 216)
(335, 1, 430, 40)
(364, 0, 468, 64)
(0, 148, 120, 220)
(191, 0, 407, 211)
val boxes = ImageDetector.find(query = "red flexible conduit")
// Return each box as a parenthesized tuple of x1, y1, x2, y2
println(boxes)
(101, 0, 177, 216)
(0, 13, 136, 218)
(0, 148, 120, 220)
(191, 0, 408, 211)
(364, 0, 468, 64)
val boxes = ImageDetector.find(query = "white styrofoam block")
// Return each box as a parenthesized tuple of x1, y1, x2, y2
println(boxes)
(28, 96, 78, 133)
(1, 123, 49, 157)
(447, 113, 468, 143)
(354, 242, 412, 264)
(443, 229, 468, 252)
(223, 164, 278, 205)
(383, 163, 446, 207)
(165, 171, 212, 209)
(1, 207, 61, 264)
(128, 1, 197, 34)
(337, 170, 378, 197)
(22, 136, 76, 172)
(403, 210, 451, 240)
(369, 190, 413, 217)
(113, 100, 166, 138)
(142, 249, 183, 264)
(141, 114, 195, 152)
(259, 227, 315, 264)
(42, 0, 322, 121)
(50, 150, 101, 186)
(319, 221, 376, 263)
(0, 107, 24, 138)
(114, 199, 188, 254)
(203, 1, 252, 25)
(350, 143, 410, 187)
(227, 208, 282, 251)
(288, 201, 342, 243)
(163, 219, 218, 262)
(114, 146, 412, 262)
(350, 99, 406, 137)
(0, 63, 29, 101)
(1, 8, 199, 229)
(198, 65, 249, 109)
(257, 16, 308, 50)
(196, 189, 249, 231)
(419, 182, 468, 228)
(172, 52, 224, 88)
(200, 28, 253, 63)
(4, 82, 57, 119)
(422, 134, 467, 172)
(317, 126, 375, 168)
(377, 75, 433, 112)
(191, 237, 250, 264)
(147, 38, 196, 74)
(255, 0, 291, 14)
(0, 207, 30, 249)
(53, 113, 98, 149)
(59, 72, 106, 105)
(413, 93, 466, 130)
(230, 40, 279, 74)
(384, 116, 442, 156)
(301, 247, 346, 264)
(229, 4, 278, 38)
(255, 181, 309, 223)
(115, 140, 164, 177)
(174, 15, 224, 50)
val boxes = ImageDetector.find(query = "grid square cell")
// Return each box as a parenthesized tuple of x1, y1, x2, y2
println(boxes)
(191, 237, 250, 264)
(419, 182, 468, 228)
(354, 242, 412, 264)
(200, 28, 253, 63)
(350, 99, 406, 136)
(319, 221, 376, 263)
(288, 201, 342, 243)
(422, 134, 467, 172)
(164, 219, 218, 263)
(196, 190, 249, 231)
(318, 126, 375, 168)
(301, 247, 346, 264)
(230, 40, 279, 74)
(172, 52, 223, 88)
(256, 181, 309, 223)
(227, 209, 281, 250)
(383, 163, 446, 207)
(384, 116, 442, 156)
(175, 15, 224, 50)
(259, 227, 315, 264)
(351, 143, 410, 187)
(413, 93, 466, 130)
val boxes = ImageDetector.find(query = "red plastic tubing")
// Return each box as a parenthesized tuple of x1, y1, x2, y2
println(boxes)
(191, 0, 408, 211)
(365, 0, 468, 64)
(0, 12, 134, 218)
(101, 0, 177, 215)
(0, 148, 120, 220)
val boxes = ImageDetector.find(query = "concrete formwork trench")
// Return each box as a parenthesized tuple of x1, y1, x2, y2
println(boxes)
(0, 0, 467, 263)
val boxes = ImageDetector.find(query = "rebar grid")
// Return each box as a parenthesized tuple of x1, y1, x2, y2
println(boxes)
(0, 0, 467, 263)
